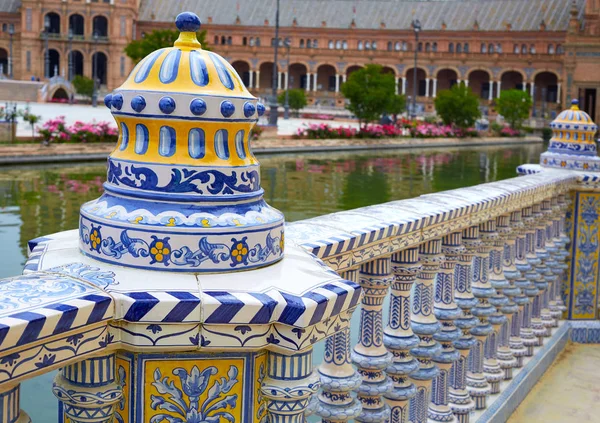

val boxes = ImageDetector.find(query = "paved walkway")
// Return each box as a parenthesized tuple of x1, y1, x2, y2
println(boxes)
(508, 343, 600, 422)
(8, 101, 358, 137)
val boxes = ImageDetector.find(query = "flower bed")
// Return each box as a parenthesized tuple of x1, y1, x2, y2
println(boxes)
(38, 116, 118, 144)
(295, 122, 477, 140)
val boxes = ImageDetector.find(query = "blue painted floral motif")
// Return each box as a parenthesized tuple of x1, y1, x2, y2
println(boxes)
(107, 161, 260, 196)
(89, 225, 103, 252)
(230, 237, 249, 267)
(149, 237, 172, 265)
(150, 365, 238, 423)
(115, 365, 127, 423)
(48, 263, 117, 289)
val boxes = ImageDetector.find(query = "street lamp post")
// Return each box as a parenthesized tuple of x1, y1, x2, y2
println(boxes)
(68, 28, 74, 82)
(412, 19, 421, 119)
(44, 16, 50, 79)
(92, 31, 99, 108)
(8, 24, 14, 78)
(269, 0, 281, 127)
(284, 37, 291, 120)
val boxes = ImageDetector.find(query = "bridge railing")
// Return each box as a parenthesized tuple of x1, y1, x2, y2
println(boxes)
(0, 169, 578, 423)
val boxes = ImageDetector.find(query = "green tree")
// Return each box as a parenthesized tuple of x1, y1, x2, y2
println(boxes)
(278, 89, 308, 117)
(341, 64, 405, 127)
(125, 29, 209, 63)
(19, 106, 41, 137)
(496, 89, 533, 129)
(434, 82, 481, 129)
(72, 75, 94, 99)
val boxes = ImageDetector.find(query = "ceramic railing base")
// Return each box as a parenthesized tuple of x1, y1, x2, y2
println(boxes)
(473, 320, 577, 423)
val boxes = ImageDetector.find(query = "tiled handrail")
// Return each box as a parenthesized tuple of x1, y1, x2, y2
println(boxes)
(287, 170, 575, 273)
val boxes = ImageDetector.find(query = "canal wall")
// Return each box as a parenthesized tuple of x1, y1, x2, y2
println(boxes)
(0, 136, 541, 165)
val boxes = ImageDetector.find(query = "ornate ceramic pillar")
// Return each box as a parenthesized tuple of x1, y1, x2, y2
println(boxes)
(465, 225, 494, 410)
(506, 210, 529, 369)
(53, 354, 123, 423)
(540, 199, 559, 333)
(531, 203, 550, 346)
(493, 214, 518, 380)
(314, 327, 362, 423)
(428, 233, 462, 423)
(0, 384, 30, 423)
(408, 240, 443, 423)
(262, 350, 320, 423)
(520, 206, 541, 356)
(352, 258, 394, 423)
(480, 220, 507, 395)
(554, 195, 570, 314)
(385, 248, 421, 423)
(449, 230, 478, 423)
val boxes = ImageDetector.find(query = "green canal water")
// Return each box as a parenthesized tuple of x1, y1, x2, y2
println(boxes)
(0, 143, 543, 421)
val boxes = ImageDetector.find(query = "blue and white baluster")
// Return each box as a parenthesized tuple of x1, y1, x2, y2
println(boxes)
(520, 206, 541, 356)
(506, 210, 528, 369)
(53, 354, 123, 423)
(408, 240, 444, 423)
(539, 199, 558, 335)
(553, 195, 570, 314)
(465, 225, 493, 410)
(352, 258, 394, 423)
(262, 350, 320, 423)
(0, 384, 30, 423)
(314, 269, 363, 423)
(530, 203, 549, 346)
(547, 197, 564, 326)
(480, 220, 507, 396)
(385, 248, 421, 423)
(449, 230, 479, 423)
(428, 233, 462, 423)
(492, 214, 518, 381)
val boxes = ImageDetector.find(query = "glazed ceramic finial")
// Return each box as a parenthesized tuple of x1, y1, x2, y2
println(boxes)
(80, 12, 283, 272)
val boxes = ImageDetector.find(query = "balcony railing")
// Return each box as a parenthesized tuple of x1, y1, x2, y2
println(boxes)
(0, 167, 596, 423)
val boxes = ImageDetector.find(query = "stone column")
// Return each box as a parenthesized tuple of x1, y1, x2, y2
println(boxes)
(284, 72, 289, 90)
(313, 73, 318, 92)
(480, 220, 507, 395)
(53, 354, 123, 423)
(425, 78, 430, 97)
(492, 214, 518, 381)
(0, 384, 30, 423)
(496, 81, 502, 98)
(395, 76, 399, 95)
(277, 71, 282, 90)
(336, 74, 341, 93)
(256, 70, 260, 88)
(449, 230, 479, 423)
(522, 83, 527, 92)
(402, 77, 407, 95)
(531, 203, 549, 346)
(314, 328, 362, 422)
(352, 258, 394, 422)
(557, 83, 562, 105)
(385, 248, 421, 423)
(429, 233, 462, 423)
(248, 70, 254, 88)
(530, 82, 535, 98)
(464, 80, 469, 87)
(465, 224, 493, 410)
(432, 79, 438, 98)
(488, 81, 494, 101)
(506, 210, 529, 369)
(306, 73, 310, 91)
(520, 206, 541, 356)
(408, 240, 443, 423)
(262, 350, 320, 423)
(343, 74, 347, 83)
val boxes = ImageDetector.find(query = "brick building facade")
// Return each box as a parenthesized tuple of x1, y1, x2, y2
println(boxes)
(0, 0, 599, 120)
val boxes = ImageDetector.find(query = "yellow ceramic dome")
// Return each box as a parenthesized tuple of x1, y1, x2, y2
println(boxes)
(549, 99, 597, 144)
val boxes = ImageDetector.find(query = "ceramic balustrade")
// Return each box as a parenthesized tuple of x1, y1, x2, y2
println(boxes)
(428, 232, 462, 423)
(547, 197, 566, 324)
(352, 258, 394, 423)
(448, 231, 479, 423)
(540, 199, 559, 334)
(531, 203, 550, 345)
(0, 384, 30, 423)
(384, 248, 421, 423)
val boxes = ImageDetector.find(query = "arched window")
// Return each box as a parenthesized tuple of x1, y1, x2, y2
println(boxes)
(488, 43, 494, 53)
(342, 40, 348, 49)
(481, 43, 487, 53)
(463, 43, 469, 52)
(221, 36, 226, 45)
(300, 39, 304, 48)
(365, 41, 371, 50)
(548, 44, 555, 54)
(402, 41, 408, 51)
(45, 12, 61, 34)
(496, 43, 502, 53)
(312, 39, 318, 48)
(306, 39, 312, 48)
(417, 42, 423, 52)
(255, 38, 261, 46)
(387, 41, 393, 51)
(425, 42, 431, 52)
(529, 44, 536, 54)
(336, 40, 342, 49)
(372, 41, 377, 50)
(514, 44, 519, 54)
(214, 35, 219, 44)
(456, 43, 462, 53)
(92, 15, 108, 37)
(328, 40, 334, 49)
(395, 41, 401, 51)
(521, 44, 527, 54)
(249, 37, 255, 46)
(432, 42, 437, 52)
(227, 36, 232, 45)
(449, 42, 454, 53)
(242, 37, 247, 46)
(69, 14, 84, 36)
(557, 44, 564, 54)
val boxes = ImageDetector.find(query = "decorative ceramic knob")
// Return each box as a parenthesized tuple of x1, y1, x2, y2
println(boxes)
(80, 12, 282, 272)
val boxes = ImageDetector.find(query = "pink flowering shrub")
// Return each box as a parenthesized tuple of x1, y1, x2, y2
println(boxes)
(499, 127, 521, 137)
(38, 116, 118, 144)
